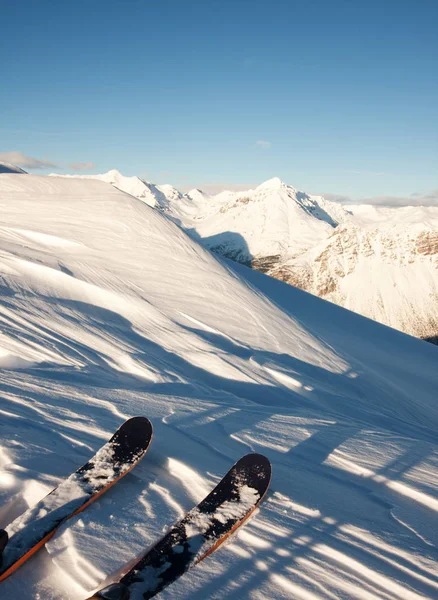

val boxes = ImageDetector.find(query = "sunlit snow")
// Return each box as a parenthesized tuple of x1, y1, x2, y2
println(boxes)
(0, 173, 437, 599)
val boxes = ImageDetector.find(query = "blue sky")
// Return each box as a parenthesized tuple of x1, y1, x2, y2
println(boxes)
(1, 0, 437, 201)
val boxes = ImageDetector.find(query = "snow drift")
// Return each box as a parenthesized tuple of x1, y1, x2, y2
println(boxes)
(0, 173, 437, 599)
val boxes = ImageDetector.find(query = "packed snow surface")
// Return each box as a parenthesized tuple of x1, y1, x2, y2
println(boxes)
(0, 174, 437, 599)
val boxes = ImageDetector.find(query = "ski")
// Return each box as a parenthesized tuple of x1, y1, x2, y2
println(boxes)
(0, 416, 153, 582)
(89, 453, 271, 600)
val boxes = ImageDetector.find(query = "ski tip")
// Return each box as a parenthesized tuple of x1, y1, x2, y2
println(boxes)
(0, 529, 8, 554)
(119, 416, 153, 433)
(231, 453, 272, 498)
(108, 417, 154, 462)
(87, 583, 130, 599)
(237, 453, 271, 472)
(120, 416, 154, 441)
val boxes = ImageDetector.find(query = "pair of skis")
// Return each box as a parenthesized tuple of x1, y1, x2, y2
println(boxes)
(0, 417, 271, 599)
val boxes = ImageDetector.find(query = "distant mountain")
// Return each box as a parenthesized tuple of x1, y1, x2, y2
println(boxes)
(165, 177, 438, 342)
(271, 219, 438, 340)
(169, 177, 352, 265)
(50, 169, 438, 342)
(0, 161, 27, 174)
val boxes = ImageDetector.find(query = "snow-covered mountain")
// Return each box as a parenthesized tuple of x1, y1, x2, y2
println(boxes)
(0, 172, 437, 599)
(0, 161, 27, 174)
(165, 177, 438, 342)
(45, 169, 438, 341)
(51, 169, 170, 209)
(271, 218, 438, 341)
(172, 177, 352, 264)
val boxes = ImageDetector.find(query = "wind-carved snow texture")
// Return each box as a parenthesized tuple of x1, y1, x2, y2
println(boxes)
(0, 173, 437, 600)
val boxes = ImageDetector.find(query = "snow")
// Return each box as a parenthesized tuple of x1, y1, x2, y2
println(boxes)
(280, 220, 438, 339)
(165, 179, 349, 265)
(49, 170, 168, 209)
(0, 173, 437, 599)
(152, 176, 437, 341)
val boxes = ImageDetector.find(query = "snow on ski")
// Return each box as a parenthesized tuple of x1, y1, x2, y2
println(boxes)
(0, 416, 153, 582)
(89, 453, 271, 600)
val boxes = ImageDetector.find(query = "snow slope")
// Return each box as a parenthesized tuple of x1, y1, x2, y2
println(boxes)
(0, 174, 437, 600)
(51, 170, 169, 209)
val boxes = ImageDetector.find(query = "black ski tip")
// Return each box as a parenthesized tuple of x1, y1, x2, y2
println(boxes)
(90, 583, 130, 599)
(109, 417, 153, 463)
(231, 453, 272, 498)
(0, 529, 8, 554)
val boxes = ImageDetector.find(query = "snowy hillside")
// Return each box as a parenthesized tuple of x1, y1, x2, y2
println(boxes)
(0, 173, 437, 600)
(51, 170, 169, 209)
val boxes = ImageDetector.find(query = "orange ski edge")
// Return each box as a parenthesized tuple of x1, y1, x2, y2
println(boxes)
(0, 434, 152, 583)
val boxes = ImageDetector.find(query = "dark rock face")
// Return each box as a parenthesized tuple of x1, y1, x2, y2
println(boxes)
(416, 232, 438, 256)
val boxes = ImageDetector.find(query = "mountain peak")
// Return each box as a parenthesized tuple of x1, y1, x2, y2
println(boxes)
(104, 169, 124, 180)
(185, 188, 210, 201)
(257, 177, 288, 190)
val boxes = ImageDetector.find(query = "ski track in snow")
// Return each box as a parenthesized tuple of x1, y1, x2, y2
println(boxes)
(0, 174, 437, 599)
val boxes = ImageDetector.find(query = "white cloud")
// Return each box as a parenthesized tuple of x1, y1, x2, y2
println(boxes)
(0, 151, 59, 170)
(322, 193, 353, 204)
(68, 161, 95, 171)
(256, 140, 272, 149)
(323, 189, 438, 207)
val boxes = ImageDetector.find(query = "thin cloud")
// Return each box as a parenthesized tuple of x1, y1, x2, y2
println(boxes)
(68, 161, 95, 171)
(255, 140, 272, 149)
(0, 151, 59, 170)
(322, 193, 353, 204)
(323, 190, 438, 207)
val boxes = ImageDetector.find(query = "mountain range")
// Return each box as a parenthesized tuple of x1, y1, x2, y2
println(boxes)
(46, 168, 438, 343)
